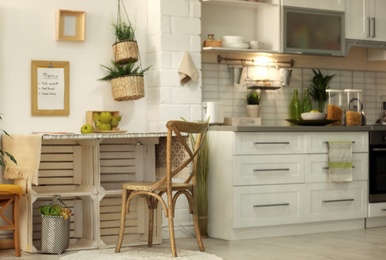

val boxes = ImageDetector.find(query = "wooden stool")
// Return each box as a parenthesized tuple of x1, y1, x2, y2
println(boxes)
(0, 184, 22, 257)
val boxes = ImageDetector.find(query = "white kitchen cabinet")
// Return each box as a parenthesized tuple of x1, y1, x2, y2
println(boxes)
(208, 130, 369, 240)
(201, 0, 281, 53)
(19, 134, 164, 253)
(345, 0, 386, 42)
(282, 0, 346, 11)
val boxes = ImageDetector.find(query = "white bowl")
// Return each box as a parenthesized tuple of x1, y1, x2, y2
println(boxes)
(301, 112, 326, 120)
(221, 36, 245, 44)
(222, 42, 249, 49)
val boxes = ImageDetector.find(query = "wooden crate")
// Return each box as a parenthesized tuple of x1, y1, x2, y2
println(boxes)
(32, 139, 98, 195)
(22, 195, 98, 253)
(98, 193, 161, 248)
(86, 111, 120, 131)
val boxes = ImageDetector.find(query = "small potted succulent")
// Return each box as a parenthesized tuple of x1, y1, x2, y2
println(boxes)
(245, 90, 261, 117)
(99, 61, 151, 101)
(112, 21, 139, 64)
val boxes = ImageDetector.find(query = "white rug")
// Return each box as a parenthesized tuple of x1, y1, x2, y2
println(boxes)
(59, 248, 223, 260)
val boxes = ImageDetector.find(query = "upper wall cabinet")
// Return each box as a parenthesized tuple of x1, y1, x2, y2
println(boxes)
(201, 0, 281, 53)
(281, 0, 345, 11)
(346, 0, 386, 42)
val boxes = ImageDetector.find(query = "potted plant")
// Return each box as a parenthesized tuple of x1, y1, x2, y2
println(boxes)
(112, 21, 139, 64)
(99, 61, 151, 101)
(309, 69, 337, 112)
(0, 115, 16, 167)
(245, 90, 262, 117)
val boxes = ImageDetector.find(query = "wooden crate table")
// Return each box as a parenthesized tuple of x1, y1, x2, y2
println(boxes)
(17, 132, 166, 253)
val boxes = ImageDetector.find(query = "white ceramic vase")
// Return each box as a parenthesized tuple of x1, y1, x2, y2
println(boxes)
(246, 105, 260, 117)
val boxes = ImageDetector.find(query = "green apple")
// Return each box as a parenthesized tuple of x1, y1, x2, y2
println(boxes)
(93, 112, 100, 122)
(99, 111, 112, 124)
(81, 123, 93, 134)
(97, 122, 112, 130)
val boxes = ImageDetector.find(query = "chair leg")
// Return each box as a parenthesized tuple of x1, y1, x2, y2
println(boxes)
(147, 205, 154, 248)
(13, 195, 21, 257)
(115, 189, 128, 253)
(167, 213, 177, 258)
(192, 210, 205, 252)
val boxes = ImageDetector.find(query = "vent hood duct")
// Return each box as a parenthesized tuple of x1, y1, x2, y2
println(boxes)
(346, 39, 386, 55)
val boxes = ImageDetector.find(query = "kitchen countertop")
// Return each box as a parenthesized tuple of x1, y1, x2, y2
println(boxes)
(209, 125, 383, 132)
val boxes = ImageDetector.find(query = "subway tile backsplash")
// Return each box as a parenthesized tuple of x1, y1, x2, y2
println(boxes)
(202, 63, 386, 126)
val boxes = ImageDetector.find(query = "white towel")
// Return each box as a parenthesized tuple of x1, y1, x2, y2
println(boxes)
(178, 52, 199, 85)
(328, 141, 353, 182)
(2, 134, 42, 185)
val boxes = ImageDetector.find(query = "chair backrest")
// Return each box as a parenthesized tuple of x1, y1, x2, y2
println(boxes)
(151, 120, 208, 190)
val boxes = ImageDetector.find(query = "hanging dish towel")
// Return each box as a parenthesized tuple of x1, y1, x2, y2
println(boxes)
(178, 52, 199, 85)
(327, 141, 353, 182)
(2, 134, 43, 185)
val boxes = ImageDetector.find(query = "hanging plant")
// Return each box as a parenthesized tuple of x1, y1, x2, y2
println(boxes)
(112, 0, 139, 64)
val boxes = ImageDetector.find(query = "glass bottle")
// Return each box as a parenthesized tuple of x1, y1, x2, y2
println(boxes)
(290, 89, 301, 120)
(302, 88, 312, 113)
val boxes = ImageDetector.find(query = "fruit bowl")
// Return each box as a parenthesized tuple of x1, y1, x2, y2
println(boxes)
(86, 111, 122, 132)
(301, 112, 326, 120)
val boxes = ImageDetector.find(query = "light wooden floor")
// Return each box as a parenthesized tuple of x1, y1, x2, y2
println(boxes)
(1, 227, 386, 259)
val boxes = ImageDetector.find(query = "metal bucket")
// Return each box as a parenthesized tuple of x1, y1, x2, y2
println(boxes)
(41, 215, 70, 254)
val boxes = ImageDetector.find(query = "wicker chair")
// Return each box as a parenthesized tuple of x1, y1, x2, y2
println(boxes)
(115, 120, 208, 257)
(0, 184, 22, 257)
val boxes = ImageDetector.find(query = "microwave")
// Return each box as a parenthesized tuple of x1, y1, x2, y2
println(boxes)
(282, 7, 345, 56)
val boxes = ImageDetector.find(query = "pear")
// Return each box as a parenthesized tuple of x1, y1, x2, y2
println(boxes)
(112, 115, 122, 122)
(99, 111, 112, 124)
(93, 112, 100, 122)
(111, 118, 120, 128)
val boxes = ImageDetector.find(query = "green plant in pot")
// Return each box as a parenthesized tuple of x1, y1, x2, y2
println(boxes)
(0, 115, 16, 167)
(99, 61, 151, 101)
(309, 69, 337, 112)
(112, 21, 139, 64)
(245, 90, 261, 117)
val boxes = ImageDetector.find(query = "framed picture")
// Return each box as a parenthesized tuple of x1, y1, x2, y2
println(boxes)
(31, 60, 70, 116)
(56, 10, 86, 41)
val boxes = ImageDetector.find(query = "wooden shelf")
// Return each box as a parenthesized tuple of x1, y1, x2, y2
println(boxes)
(203, 46, 278, 54)
(202, 0, 278, 9)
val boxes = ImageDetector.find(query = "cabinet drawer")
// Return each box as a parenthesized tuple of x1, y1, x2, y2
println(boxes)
(306, 181, 368, 222)
(368, 202, 386, 218)
(305, 132, 368, 153)
(234, 154, 305, 186)
(233, 185, 305, 228)
(305, 153, 368, 182)
(235, 132, 305, 155)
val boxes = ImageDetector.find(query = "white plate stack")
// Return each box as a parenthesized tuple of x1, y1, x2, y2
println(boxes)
(221, 36, 249, 49)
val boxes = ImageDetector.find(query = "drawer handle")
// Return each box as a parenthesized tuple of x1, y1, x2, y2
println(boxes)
(323, 141, 355, 144)
(253, 142, 290, 145)
(322, 199, 355, 203)
(253, 168, 290, 172)
(323, 166, 355, 170)
(253, 203, 290, 208)
(381, 209, 386, 212)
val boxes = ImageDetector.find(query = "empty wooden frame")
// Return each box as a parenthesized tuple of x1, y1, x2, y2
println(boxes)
(56, 10, 85, 41)
(31, 60, 70, 116)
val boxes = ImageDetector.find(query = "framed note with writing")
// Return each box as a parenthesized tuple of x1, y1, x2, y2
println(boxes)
(31, 60, 70, 116)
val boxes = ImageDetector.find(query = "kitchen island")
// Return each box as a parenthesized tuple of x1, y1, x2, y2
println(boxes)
(207, 126, 375, 240)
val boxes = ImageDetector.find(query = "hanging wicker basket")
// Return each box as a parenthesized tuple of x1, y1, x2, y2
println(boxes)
(113, 40, 139, 65)
(111, 75, 144, 101)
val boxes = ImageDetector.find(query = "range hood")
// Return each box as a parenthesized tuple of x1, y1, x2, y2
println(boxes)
(346, 39, 386, 56)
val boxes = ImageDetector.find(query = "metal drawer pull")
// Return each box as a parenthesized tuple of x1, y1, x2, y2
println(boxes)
(253, 168, 290, 172)
(323, 141, 355, 144)
(381, 209, 386, 212)
(372, 148, 386, 152)
(253, 142, 290, 145)
(253, 203, 290, 208)
(323, 166, 355, 170)
(322, 199, 355, 203)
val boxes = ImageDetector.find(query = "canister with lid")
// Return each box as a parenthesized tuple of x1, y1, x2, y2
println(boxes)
(344, 89, 363, 126)
(326, 89, 344, 125)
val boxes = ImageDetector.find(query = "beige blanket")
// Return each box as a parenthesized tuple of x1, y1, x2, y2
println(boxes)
(2, 134, 42, 185)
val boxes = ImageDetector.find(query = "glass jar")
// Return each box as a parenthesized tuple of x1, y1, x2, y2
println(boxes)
(326, 89, 344, 125)
(344, 89, 363, 126)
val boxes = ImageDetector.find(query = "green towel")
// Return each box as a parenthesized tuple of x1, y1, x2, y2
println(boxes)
(328, 141, 353, 182)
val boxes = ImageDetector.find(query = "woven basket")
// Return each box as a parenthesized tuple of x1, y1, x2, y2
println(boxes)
(113, 41, 139, 64)
(111, 75, 144, 101)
